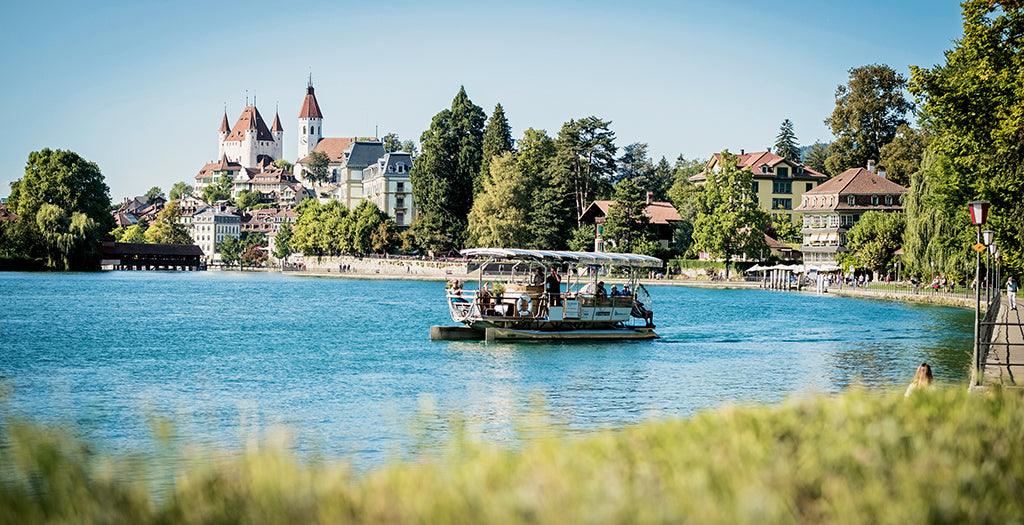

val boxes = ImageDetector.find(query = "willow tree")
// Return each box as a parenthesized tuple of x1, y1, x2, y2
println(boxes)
(901, 152, 973, 282)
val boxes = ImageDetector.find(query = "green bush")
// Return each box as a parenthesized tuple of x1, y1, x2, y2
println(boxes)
(3, 387, 1024, 523)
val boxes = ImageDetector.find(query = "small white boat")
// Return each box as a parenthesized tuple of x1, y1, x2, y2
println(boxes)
(431, 248, 662, 342)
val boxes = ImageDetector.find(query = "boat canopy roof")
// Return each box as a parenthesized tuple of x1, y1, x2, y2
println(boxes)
(460, 248, 663, 268)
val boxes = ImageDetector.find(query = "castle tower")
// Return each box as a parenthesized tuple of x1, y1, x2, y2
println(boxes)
(271, 111, 284, 161)
(297, 80, 323, 160)
(218, 111, 229, 159)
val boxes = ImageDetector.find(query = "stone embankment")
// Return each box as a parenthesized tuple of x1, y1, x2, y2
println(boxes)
(294, 255, 470, 280)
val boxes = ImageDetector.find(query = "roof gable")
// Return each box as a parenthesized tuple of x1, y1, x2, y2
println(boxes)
(224, 106, 275, 143)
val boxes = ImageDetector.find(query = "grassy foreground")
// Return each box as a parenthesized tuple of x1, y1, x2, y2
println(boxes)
(3, 387, 1024, 524)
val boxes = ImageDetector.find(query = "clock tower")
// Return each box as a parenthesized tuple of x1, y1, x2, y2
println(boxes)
(297, 78, 323, 160)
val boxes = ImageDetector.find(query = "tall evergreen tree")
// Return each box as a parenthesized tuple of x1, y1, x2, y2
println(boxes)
(774, 119, 801, 161)
(516, 128, 570, 249)
(409, 87, 485, 253)
(478, 103, 514, 197)
(550, 117, 617, 226)
(803, 142, 829, 175)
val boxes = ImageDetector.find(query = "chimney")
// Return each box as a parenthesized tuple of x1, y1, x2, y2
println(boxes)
(646, 191, 652, 205)
(878, 166, 887, 179)
(740, 149, 745, 155)
(867, 159, 876, 173)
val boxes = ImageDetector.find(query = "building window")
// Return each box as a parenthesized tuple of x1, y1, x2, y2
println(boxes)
(397, 164, 405, 173)
(761, 165, 769, 174)
(885, 195, 893, 206)
(777, 167, 789, 178)
(396, 182, 404, 192)
(829, 215, 840, 228)
(395, 212, 404, 225)
(773, 181, 792, 194)
(752, 181, 759, 193)
(806, 182, 813, 191)
(772, 198, 792, 210)
(848, 195, 856, 206)
(872, 195, 879, 206)
(396, 197, 405, 208)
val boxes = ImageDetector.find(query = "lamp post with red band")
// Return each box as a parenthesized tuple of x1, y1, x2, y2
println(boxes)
(969, 200, 990, 386)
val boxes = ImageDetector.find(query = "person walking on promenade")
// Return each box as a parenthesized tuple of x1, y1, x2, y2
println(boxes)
(905, 363, 934, 397)
(1008, 276, 1018, 310)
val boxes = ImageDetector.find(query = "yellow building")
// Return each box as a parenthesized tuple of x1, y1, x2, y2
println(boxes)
(688, 150, 827, 225)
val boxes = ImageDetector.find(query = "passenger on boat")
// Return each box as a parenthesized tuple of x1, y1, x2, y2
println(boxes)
(546, 267, 562, 306)
(610, 285, 619, 296)
(531, 268, 545, 286)
(631, 300, 653, 327)
(596, 281, 608, 298)
(622, 284, 632, 296)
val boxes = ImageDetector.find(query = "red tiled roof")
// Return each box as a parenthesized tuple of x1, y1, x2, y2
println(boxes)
(581, 200, 682, 225)
(196, 155, 243, 180)
(298, 84, 323, 119)
(219, 112, 229, 132)
(297, 137, 356, 163)
(803, 168, 907, 196)
(271, 112, 283, 132)
(690, 150, 825, 183)
(223, 106, 275, 143)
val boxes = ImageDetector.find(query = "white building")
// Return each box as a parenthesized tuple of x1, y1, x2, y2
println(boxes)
(218, 104, 284, 169)
(363, 151, 416, 227)
(192, 207, 241, 261)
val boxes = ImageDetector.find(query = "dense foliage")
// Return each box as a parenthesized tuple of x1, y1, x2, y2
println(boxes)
(909, 0, 1024, 279)
(824, 64, 913, 176)
(844, 210, 906, 277)
(290, 199, 398, 257)
(3, 149, 114, 270)
(409, 87, 486, 254)
(4, 387, 1024, 523)
(691, 151, 769, 275)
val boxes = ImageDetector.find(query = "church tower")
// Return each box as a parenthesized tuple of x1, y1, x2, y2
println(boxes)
(271, 111, 285, 161)
(297, 79, 323, 160)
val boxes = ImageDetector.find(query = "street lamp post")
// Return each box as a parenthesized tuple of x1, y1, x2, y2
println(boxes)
(969, 200, 990, 386)
(988, 241, 998, 305)
(983, 230, 995, 304)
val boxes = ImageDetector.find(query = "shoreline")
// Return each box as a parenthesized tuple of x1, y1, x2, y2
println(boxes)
(280, 268, 976, 309)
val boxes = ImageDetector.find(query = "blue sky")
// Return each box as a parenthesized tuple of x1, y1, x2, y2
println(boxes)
(0, 0, 964, 201)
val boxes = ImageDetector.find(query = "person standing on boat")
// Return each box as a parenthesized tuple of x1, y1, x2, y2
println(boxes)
(531, 267, 545, 286)
(546, 267, 562, 306)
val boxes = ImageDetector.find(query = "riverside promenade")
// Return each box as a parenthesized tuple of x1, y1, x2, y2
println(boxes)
(983, 295, 1024, 388)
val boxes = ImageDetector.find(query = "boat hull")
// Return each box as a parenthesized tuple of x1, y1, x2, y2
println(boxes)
(484, 326, 659, 342)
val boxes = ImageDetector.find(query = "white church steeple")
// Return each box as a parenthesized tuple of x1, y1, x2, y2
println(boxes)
(297, 77, 323, 160)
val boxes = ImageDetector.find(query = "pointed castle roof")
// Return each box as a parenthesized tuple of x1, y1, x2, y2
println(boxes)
(298, 83, 323, 119)
(220, 112, 230, 132)
(271, 112, 284, 132)
(224, 106, 275, 142)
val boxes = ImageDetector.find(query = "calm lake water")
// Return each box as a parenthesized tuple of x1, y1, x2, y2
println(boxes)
(0, 271, 972, 467)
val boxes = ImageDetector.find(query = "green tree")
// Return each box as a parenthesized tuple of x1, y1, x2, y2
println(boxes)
(602, 179, 653, 253)
(774, 119, 800, 161)
(122, 223, 147, 244)
(550, 117, 617, 225)
(241, 244, 267, 267)
(768, 215, 800, 244)
(145, 186, 165, 204)
(567, 224, 596, 251)
(467, 153, 532, 248)
(409, 86, 485, 253)
(217, 235, 242, 267)
(401, 140, 417, 154)
(516, 128, 569, 250)
(478, 103, 514, 197)
(803, 142, 829, 175)
(273, 158, 294, 172)
(235, 189, 263, 211)
(616, 143, 672, 201)
(908, 0, 1024, 276)
(6, 148, 113, 269)
(305, 151, 331, 185)
(691, 151, 769, 278)
(201, 174, 233, 203)
(383, 132, 402, 153)
(144, 200, 193, 244)
(667, 155, 707, 257)
(824, 64, 913, 175)
(878, 125, 932, 187)
(846, 210, 906, 277)
(168, 182, 194, 201)
(901, 152, 972, 282)
(274, 223, 293, 260)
